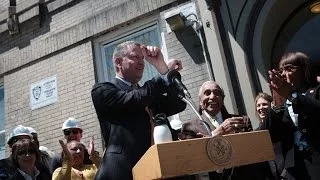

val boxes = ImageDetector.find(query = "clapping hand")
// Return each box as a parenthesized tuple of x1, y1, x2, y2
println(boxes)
(213, 116, 249, 136)
(87, 136, 95, 156)
(87, 136, 99, 160)
(268, 69, 293, 99)
(59, 140, 72, 162)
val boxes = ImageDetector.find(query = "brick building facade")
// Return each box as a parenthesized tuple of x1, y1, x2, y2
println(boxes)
(1, 0, 319, 159)
(0, 0, 209, 156)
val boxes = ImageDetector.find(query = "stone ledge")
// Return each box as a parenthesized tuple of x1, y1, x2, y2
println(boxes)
(0, 0, 177, 75)
(0, 0, 78, 34)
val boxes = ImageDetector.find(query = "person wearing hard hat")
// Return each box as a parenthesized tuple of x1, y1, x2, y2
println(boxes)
(50, 117, 97, 174)
(7, 125, 33, 148)
(8, 138, 51, 180)
(0, 125, 33, 179)
(61, 117, 83, 142)
(1, 125, 54, 179)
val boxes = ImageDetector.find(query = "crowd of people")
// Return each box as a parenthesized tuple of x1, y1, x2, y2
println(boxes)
(1, 41, 319, 180)
(0, 117, 101, 180)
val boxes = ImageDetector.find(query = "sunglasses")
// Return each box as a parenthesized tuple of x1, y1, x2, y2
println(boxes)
(63, 129, 82, 136)
(17, 149, 37, 156)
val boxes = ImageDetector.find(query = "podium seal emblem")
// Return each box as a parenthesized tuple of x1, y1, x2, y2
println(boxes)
(206, 136, 233, 165)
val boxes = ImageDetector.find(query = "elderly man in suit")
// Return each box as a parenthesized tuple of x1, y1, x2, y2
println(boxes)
(91, 41, 186, 180)
(182, 81, 251, 138)
(181, 81, 271, 180)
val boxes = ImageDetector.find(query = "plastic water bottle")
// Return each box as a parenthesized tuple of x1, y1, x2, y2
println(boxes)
(153, 113, 173, 144)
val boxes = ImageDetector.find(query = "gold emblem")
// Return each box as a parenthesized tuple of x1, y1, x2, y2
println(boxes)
(206, 136, 233, 165)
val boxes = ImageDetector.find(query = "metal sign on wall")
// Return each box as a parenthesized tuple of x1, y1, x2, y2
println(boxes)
(30, 76, 58, 110)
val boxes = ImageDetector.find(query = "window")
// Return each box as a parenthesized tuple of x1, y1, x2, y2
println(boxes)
(0, 83, 4, 159)
(96, 23, 161, 83)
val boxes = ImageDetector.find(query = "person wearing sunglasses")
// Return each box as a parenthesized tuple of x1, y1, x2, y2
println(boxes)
(50, 117, 96, 174)
(1, 125, 49, 180)
(8, 139, 51, 180)
(0, 125, 34, 180)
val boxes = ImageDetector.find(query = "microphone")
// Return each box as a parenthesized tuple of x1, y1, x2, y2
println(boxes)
(167, 70, 191, 99)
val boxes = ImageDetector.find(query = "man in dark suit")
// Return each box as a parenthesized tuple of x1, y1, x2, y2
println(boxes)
(182, 81, 251, 137)
(180, 81, 270, 180)
(91, 41, 186, 180)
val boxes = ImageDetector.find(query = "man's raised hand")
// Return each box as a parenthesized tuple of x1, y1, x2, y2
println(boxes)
(141, 45, 168, 75)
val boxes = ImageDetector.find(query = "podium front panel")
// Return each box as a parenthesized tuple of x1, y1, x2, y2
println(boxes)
(133, 130, 274, 180)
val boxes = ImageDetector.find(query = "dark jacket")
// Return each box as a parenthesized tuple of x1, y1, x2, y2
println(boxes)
(0, 157, 15, 180)
(91, 77, 186, 180)
(263, 84, 320, 180)
(8, 167, 51, 180)
(1, 154, 52, 180)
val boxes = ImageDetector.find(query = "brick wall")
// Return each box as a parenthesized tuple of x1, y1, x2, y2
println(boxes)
(160, 1, 210, 122)
(1, 0, 207, 156)
(4, 42, 102, 154)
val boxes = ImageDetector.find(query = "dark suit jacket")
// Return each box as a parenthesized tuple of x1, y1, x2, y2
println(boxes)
(0, 157, 15, 180)
(0, 157, 52, 180)
(182, 106, 252, 136)
(263, 84, 320, 180)
(182, 109, 267, 180)
(91, 76, 186, 180)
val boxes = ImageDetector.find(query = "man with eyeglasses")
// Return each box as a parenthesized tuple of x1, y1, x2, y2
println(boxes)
(50, 117, 97, 173)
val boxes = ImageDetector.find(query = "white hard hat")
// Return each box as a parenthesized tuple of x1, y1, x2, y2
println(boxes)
(170, 119, 183, 130)
(7, 125, 33, 145)
(26, 126, 37, 134)
(62, 117, 82, 130)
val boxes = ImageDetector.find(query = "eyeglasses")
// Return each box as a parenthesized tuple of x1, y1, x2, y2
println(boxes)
(279, 65, 299, 73)
(63, 129, 82, 136)
(17, 149, 37, 156)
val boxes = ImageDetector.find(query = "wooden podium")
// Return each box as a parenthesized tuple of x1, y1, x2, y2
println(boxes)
(133, 130, 274, 180)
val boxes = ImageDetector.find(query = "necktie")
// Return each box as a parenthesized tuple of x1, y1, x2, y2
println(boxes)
(209, 116, 220, 129)
(131, 84, 138, 89)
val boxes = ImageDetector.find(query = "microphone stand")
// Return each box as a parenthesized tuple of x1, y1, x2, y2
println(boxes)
(178, 94, 212, 136)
